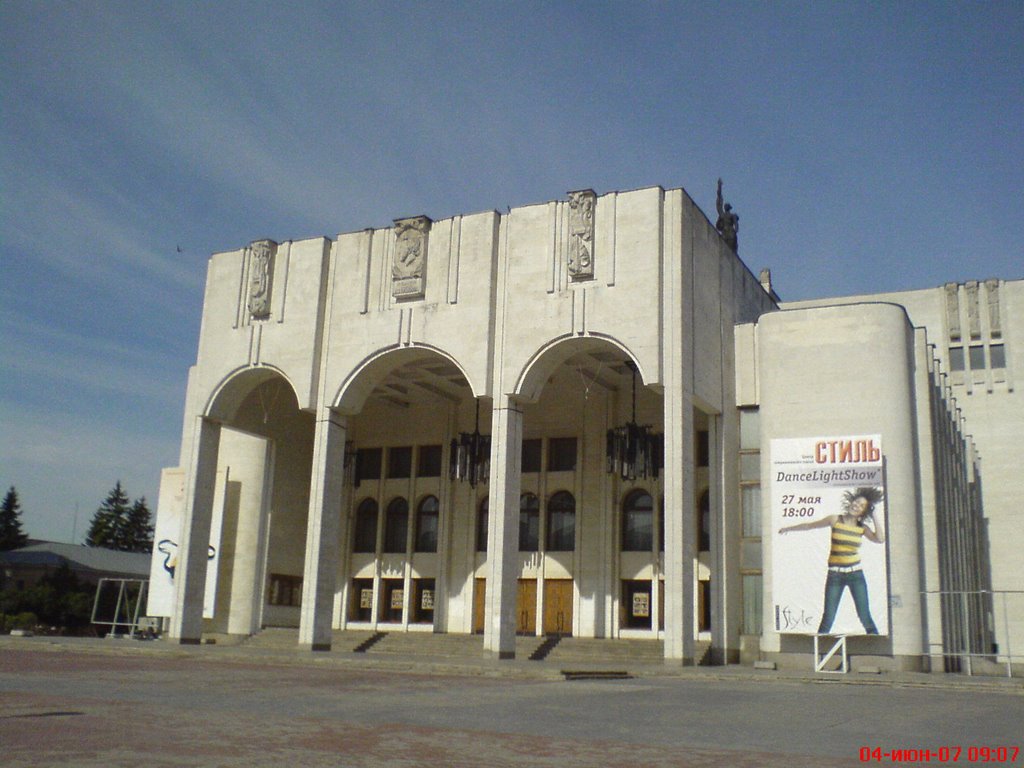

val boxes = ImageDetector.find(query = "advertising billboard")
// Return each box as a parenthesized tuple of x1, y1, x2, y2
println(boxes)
(146, 467, 226, 619)
(770, 435, 888, 636)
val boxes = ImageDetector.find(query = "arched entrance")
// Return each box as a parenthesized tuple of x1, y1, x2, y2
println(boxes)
(168, 368, 313, 641)
(514, 337, 667, 640)
(331, 347, 479, 634)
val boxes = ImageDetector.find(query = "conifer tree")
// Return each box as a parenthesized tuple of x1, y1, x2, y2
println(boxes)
(86, 482, 131, 550)
(0, 486, 29, 551)
(124, 498, 154, 553)
(85, 483, 154, 552)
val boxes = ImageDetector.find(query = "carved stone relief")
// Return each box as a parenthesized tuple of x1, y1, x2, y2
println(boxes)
(944, 282, 960, 341)
(392, 216, 431, 299)
(965, 280, 980, 339)
(567, 189, 596, 281)
(985, 278, 1001, 337)
(248, 239, 277, 319)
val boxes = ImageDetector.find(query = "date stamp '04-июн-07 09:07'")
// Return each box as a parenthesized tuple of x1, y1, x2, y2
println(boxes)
(859, 746, 1019, 763)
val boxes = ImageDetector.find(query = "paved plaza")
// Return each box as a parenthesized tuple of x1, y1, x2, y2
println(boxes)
(1, 637, 1021, 767)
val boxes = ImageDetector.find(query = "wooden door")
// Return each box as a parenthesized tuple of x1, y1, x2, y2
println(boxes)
(473, 578, 486, 633)
(543, 579, 573, 636)
(516, 579, 537, 634)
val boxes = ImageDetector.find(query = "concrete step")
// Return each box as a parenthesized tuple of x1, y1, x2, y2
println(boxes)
(241, 628, 709, 665)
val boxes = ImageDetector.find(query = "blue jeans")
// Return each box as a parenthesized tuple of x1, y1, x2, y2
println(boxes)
(817, 569, 878, 634)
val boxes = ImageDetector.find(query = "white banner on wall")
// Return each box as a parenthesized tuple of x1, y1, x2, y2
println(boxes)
(146, 467, 227, 619)
(770, 435, 888, 636)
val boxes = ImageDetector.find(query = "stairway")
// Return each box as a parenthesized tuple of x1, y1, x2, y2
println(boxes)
(240, 628, 710, 666)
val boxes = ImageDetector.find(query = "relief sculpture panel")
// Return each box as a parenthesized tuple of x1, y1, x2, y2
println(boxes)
(567, 189, 596, 281)
(248, 239, 277, 319)
(393, 216, 431, 300)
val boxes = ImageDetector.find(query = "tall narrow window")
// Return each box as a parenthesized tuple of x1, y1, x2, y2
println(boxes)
(352, 498, 379, 553)
(698, 489, 711, 552)
(696, 430, 710, 467)
(949, 347, 965, 372)
(622, 490, 653, 552)
(969, 345, 985, 371)
(476, 497, 489, 552)
(415, 496, 439, 552)
(383, 497, 409, 553)
(356, 448, 382, 484)
(522, 439, 542, 473)
(546, 491, 576, 551)
(547, 437, 577, 472)
(519, 493, 540, 552)
(388, 446, 413, 478)
(741, 486, 761, 538)
(990, 344, 1006, 369)
(742, 574, 763, 634)
(417, 445, 442, 477)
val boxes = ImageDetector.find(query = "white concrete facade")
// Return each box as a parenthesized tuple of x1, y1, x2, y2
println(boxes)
(151, 183, 1021, 670)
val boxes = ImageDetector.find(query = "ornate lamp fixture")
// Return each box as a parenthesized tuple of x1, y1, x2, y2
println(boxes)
(606, 361, 663, 480)
(450, 400, 491, 487)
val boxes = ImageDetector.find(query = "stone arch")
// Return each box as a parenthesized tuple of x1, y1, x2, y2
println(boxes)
(333, 344, 480, 415)
(513, 334, 647, 404)
(204, 365, 302, 423)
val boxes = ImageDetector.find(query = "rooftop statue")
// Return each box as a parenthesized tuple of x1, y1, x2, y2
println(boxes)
(715, 178, 739, 253)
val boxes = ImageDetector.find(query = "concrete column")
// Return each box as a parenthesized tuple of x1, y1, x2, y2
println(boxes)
(661, 188, 696, 664)
(298, 409, 348, 650)
(663, 404, 697, 663)
(169, 416, 221, 643)
(483, 397, 523, 658)
(707, 415, 728, 664)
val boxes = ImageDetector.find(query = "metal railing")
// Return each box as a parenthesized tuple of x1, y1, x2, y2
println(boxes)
(920, 589, 1023, 678)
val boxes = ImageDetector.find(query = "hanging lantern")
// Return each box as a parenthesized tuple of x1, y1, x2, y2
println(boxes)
(450, 400, 491, 487)
(606, 361, 663, 480)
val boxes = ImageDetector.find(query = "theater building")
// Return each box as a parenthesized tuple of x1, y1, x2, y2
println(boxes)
(148, 183, 1022, 671)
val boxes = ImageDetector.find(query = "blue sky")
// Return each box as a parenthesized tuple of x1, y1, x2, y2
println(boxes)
(2, 1, 1022, 542)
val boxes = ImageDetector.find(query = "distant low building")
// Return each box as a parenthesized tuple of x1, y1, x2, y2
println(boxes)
(0, 542, 150, 591)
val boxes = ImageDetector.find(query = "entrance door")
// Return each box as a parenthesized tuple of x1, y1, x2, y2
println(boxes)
(516, 579, 537, 634)
(473, 578, 486, 634)
(543, 579, 573, 636)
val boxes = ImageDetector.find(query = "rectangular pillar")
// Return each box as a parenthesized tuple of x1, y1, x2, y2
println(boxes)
(169, 417, 221, 643)
(483, 398, 523, 658)
(661, 188, 696, 664)
(299, 409, 348, 650)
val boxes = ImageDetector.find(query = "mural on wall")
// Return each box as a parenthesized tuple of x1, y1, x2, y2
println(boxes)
(770, 435, 889, 636)
(146, 469, 227, 619)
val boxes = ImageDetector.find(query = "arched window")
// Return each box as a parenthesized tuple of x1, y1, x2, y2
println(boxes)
(546, 491, 576, 551)
(622, 490, 653, 552)
(383, 497, 409, 553)
(519, 493, 539, 552)
(698, 489, 711, 552)
(476, 497, 488, 552)
(352, 498, 378, 553)
(415, 496, 439, 553)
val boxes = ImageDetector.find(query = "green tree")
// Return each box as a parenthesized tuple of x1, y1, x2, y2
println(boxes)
(85, 482, 153, 553)
(124, 498, 154, 553)
(86, 482, 131, 550)
(0, 486, 29, 550)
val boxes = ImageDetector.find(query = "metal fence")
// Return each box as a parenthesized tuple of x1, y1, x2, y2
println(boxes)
(920, 589, 1023, 678)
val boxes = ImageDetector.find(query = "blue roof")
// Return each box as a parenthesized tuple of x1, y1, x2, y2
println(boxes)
(0, 541, 150, 578)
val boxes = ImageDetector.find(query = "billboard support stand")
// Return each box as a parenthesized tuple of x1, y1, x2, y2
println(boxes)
(813, 634, 848, 674)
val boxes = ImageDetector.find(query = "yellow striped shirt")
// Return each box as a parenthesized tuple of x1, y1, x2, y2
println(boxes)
(827, 520, 864, 567)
